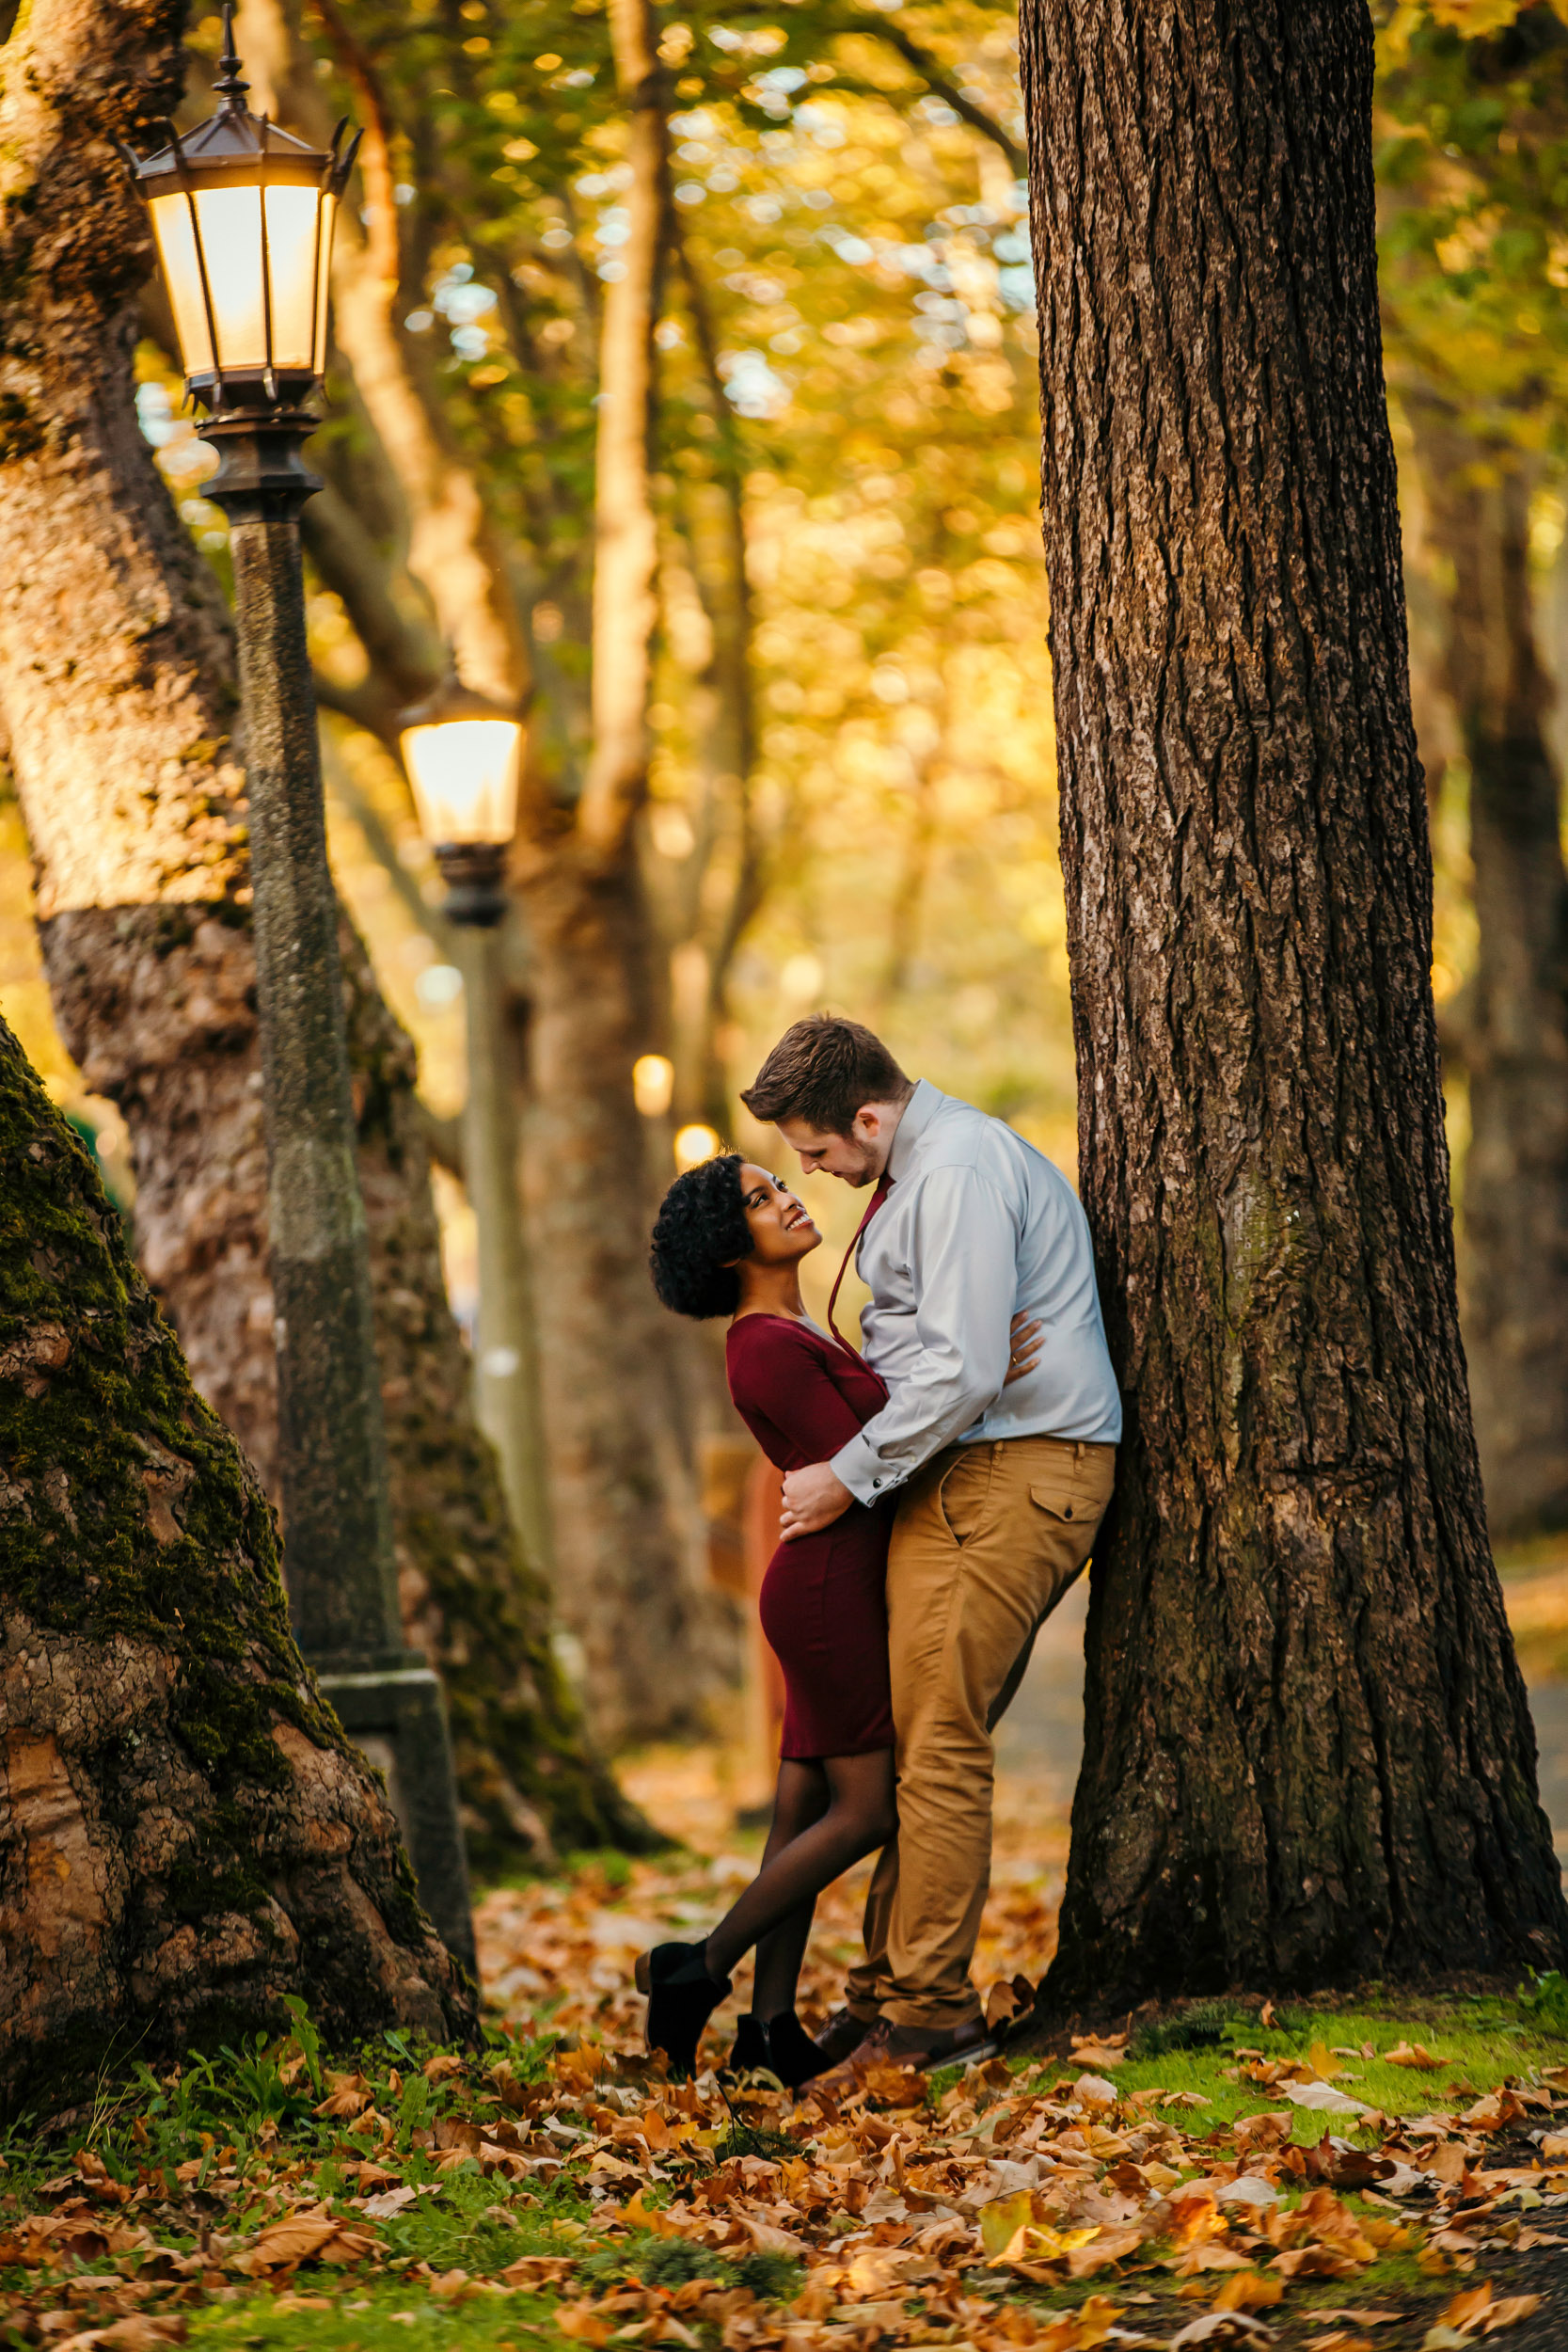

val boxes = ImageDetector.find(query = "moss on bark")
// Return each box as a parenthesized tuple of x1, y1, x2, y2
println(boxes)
(0, 1011, 475, 2108)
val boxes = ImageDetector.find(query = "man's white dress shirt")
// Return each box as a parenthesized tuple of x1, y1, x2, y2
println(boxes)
(829, 1080, 1122, 1509)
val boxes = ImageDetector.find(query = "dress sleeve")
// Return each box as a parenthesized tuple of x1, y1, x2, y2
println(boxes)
(727, 1320, 873, 1465)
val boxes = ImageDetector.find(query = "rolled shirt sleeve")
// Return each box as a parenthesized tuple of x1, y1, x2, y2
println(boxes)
(831, 1165, 1018, 1506)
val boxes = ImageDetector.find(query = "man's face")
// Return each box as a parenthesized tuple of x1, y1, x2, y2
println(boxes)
(776, 1108, 888, 1187)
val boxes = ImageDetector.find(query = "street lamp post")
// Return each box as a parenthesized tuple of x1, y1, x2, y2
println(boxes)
(400, 682, 553, 1578)
(122, 6, 474, 1972)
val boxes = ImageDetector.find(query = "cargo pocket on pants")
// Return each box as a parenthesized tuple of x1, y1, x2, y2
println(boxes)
(1029, 1482, 1085, 1528)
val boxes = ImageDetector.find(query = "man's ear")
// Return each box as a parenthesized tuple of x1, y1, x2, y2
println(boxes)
(851, 1104, 881, 1141)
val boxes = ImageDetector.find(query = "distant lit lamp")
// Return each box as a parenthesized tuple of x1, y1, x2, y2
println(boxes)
(400, 677, 524, 925)
(122, 6, 474, 1975)
(633, 1055, 675, 1120)
(674, 1122, 723, 1170)
(400, 677, 552, 1580)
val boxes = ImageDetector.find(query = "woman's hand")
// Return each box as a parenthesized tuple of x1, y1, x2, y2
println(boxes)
(1004, 1311, 1042, 1387)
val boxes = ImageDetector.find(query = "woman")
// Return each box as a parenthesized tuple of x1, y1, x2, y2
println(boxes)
(644, 1152, 1038, 2084)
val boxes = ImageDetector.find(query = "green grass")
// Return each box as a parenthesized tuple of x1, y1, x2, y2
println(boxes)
(184, 2282, 566, 2350)
(5, 1987, 1566, 2352)
(1028, 1997, 1564, 2142)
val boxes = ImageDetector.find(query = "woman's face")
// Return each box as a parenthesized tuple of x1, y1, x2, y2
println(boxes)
(736, 1163, 821, 1265)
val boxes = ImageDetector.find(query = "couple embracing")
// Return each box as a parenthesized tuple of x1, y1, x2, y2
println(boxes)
(642, 1016, 1121, 2086)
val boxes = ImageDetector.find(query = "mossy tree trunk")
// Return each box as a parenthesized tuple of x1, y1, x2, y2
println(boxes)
(0, 1009, 476, 2103)
(1022, 0, 1567, 2000)
(0, 0, 641, 1870)
(1409, 409, 1568, 1545)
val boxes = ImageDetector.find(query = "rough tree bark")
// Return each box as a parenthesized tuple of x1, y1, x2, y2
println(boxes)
(0, 0, 638, 1869)
(1021, 0, 1566, 1997)
(1408, 410, 1568, 1543)
(0, 1009, 476, 2103)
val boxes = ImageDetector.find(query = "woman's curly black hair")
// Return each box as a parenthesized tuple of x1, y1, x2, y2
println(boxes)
(649, 1152, 752, 1319)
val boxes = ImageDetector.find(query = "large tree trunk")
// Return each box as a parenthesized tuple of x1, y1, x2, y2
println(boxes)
(0, 1009, 475, 2103)
(1409, 412, 1568, 1543)
(0, 0, 637, 1869)
(1022, 0, 1566, 1999)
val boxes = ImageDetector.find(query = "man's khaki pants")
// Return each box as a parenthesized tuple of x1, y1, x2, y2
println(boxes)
(845, 1433, 1117, 2032)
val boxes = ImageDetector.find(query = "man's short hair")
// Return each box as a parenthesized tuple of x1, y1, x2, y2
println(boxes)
(740, 1015, 911, 1136)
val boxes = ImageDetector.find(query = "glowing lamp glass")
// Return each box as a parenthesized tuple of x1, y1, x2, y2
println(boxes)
(633, 1055, 674, 1119)
(673, 1122, 721, 1170)
(401, 717, 522, 847)
(150, 182, 335, 383)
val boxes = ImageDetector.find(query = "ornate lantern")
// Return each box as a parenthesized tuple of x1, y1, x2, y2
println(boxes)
(120, 3, 359, 417)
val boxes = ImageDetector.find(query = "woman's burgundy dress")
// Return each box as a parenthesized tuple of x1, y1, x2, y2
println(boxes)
(725, 1313, 895, 1761)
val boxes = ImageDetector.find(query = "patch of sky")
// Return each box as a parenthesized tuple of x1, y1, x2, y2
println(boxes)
(719, 348, 791, 417)
(597, 210, 631, 247)
(675, 183, 706, 205)
(794, 104, 845, 145)
(672, 111, 715, 135)
(999, 263, 1037, 310)
(817, 226, 872, 264)
(135, 380, 177, 447)
(756, 66, 807, 91)
(886, 244, 950, 282)
(440, 282, 499, 325)
(993, 229, 1031, 263)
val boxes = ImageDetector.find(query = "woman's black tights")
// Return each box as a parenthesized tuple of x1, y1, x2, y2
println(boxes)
(702, 1750, 896, 2019)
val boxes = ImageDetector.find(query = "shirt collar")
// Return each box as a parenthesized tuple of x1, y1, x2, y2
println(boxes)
(886, 1077, 942, 1184)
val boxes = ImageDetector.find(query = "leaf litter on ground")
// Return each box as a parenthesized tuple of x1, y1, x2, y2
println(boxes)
(3, 1751, 1568, 2349)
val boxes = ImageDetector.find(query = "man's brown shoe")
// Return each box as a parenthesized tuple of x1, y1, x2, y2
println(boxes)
(815, 2013, 996, 2092)
(813, 2007, 879, 2067)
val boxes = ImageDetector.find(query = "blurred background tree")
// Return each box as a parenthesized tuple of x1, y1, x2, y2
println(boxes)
(1377, 0, 1568, 1544)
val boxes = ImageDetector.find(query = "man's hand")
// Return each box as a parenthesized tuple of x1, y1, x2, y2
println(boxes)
(780, 1461, 854, 1541)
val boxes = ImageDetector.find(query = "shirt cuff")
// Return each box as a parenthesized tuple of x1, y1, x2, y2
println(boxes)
(832, 1431, 900, 1508)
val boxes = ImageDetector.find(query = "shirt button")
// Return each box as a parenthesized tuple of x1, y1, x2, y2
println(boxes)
(1063, 1504, 1074, 1519)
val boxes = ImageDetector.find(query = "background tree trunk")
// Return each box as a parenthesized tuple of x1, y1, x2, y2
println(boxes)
(519, 846, 721, 1744)
(0, 1009, 475, 2103)
(1408, 410, 1568, 1544)
(0, 0, 638, 1868)
(251, 0, 730, 1743)
(1022, 0, 1566, 2000)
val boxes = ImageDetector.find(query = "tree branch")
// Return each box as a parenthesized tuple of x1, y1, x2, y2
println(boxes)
(831, 18, 1025, 173)
(577, 0, 670, 857)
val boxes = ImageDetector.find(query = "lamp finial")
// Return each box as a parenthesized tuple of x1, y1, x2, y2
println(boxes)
(213, 2, 250, 110)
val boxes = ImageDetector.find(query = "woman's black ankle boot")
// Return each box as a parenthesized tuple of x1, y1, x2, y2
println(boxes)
(727, 2012, 773, 2075)
(634, 1940, 731, 2076)
(763, 2010, 829, 2087)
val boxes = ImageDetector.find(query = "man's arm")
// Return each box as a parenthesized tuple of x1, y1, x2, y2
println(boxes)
(781, 1167, 1017, 1540)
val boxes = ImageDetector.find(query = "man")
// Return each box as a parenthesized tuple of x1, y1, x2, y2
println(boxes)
(740, 1015, 1121, 2072)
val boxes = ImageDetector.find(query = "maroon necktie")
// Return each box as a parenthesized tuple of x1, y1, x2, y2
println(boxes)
(826, 1172, 892, 1356)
